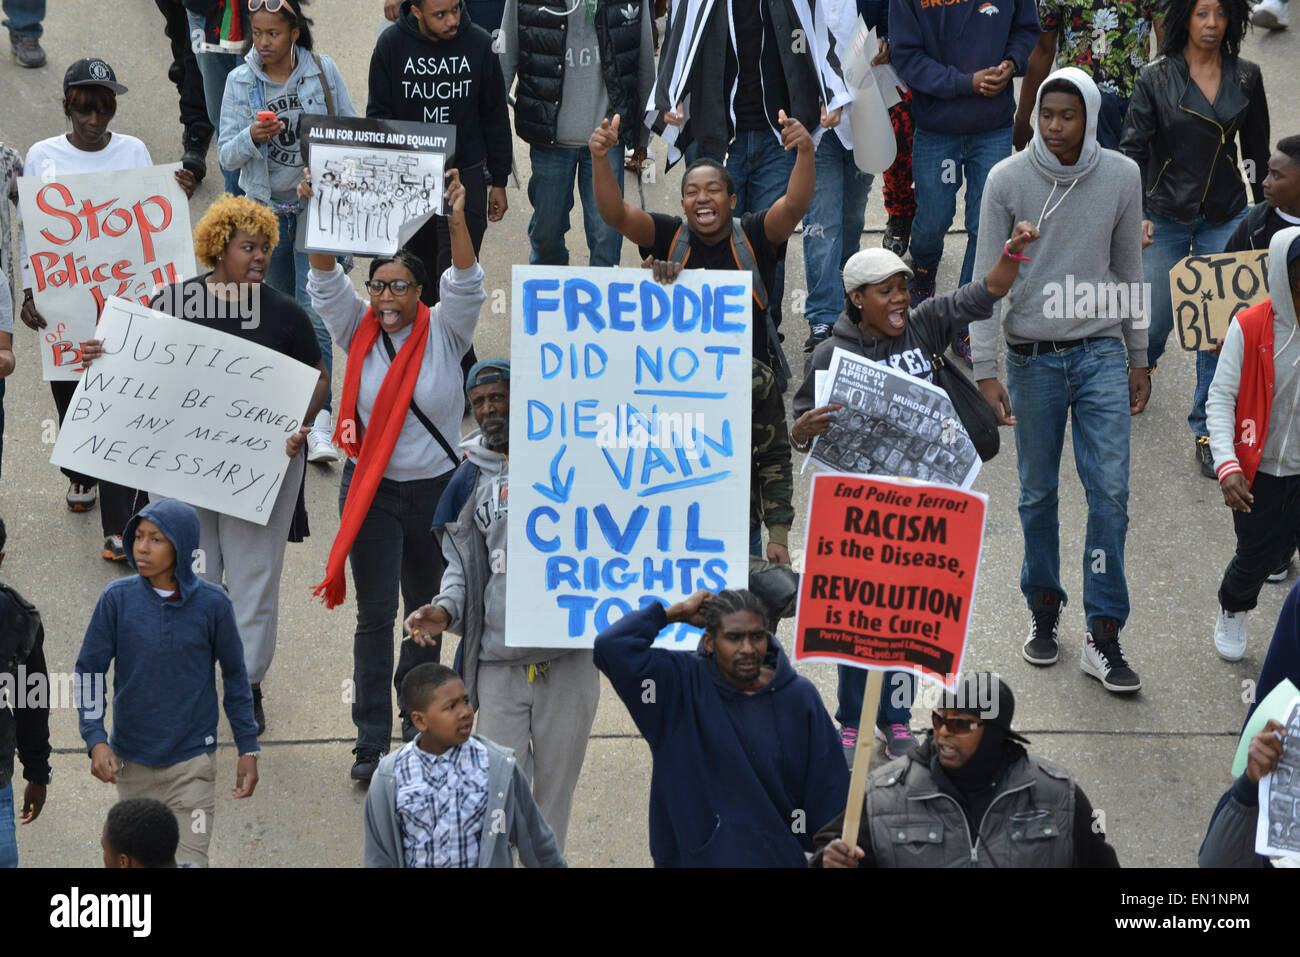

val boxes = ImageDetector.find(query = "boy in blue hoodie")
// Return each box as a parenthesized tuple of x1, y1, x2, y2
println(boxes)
(76, 499, 261, 868)
(594, 588, 849, 867)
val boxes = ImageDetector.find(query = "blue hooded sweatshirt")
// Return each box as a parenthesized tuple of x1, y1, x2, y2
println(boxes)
(888, 0, 1041, 134)
(76, 498, 259, 766)
(593, 603, 849, 867)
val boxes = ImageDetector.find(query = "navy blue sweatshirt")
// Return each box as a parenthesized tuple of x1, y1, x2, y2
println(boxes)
(76, 499, 259, 766)
(888, 0, 1040, 133)
(593, 603, 849, 867)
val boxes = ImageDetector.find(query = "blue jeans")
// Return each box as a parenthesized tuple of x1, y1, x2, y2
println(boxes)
(1006, 338, 1132, 626)
(2, 0, 44, 37)
(186, 10, 242, 194)
(909, 125, 1012, 286)
(1142, 207, 1247, 437)
(1096, 93, 1129, 152)
(803, 133, 873, 328)
(836, 667, 913, 730)
(341, 460, 451, 751)
(267, 209, 333, 412)
(727, 130, 795, 327)
(0, 782, 16, 868)
(527, 144, 624, 267)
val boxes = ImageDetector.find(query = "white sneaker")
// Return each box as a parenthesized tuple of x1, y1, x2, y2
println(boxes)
(307, 410, 340, 463)
(1251, 0, 1288, 28)
(1214, 607, 1248, 661)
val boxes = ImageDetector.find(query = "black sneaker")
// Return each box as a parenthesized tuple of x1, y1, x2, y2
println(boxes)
(351, 747, 386, 784)
(251, 684, 266, 736)
(1195, 436, 1216, 479)
(1023, 591, 1063, 665)
(400, 713, 418, 743)
(182, 127, 212, 183)
(1081, 618, 1141, 693)
(9, 30, 45, 68)
(882, 214, 912, 257)
(909, 265, 936, 308)
(951, 326, 973, 369)
(803, 322, 833, 353)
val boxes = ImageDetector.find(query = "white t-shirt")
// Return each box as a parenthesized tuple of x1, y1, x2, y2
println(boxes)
(18, 132, 153, 290)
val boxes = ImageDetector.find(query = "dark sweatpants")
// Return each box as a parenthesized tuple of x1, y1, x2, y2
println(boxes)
(1219, 471, 1300, 612)
(51, 379, 147, 538)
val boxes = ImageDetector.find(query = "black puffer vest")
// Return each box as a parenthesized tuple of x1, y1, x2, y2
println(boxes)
(514, 0, 643, 147)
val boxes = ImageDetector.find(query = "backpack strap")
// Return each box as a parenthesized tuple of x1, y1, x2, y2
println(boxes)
(729, 218, 769, 311)
(311, 52, 336, 116)
(668, 223, 692, 266)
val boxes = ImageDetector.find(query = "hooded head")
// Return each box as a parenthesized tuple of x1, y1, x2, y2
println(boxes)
(1031, 67, 1101, 178)
(1267, 225, 1300, 332)
(122, 499, 201, 594)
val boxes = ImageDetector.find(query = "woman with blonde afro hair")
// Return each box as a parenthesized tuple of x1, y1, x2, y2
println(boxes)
(148, 192, 331, 736)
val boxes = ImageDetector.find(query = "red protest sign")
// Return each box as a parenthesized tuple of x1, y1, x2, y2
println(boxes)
(794, 474, 986, 690)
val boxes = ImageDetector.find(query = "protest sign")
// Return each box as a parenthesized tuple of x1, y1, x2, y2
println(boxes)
(507, 266, 753, 649)
(809, 347, 980, 488)
(1256, 695, 1300, 859)
(1234, 678, 1300, 775)
(50, 297, 320, 525)
(301, 116, 456, 257)
(842, 18, 897, 174)
(1172, 249, 1270, 351)
(793, 473, 985, 690)
(17, 164, 196, 381)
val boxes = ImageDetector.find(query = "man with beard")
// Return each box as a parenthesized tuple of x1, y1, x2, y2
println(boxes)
(404, 360, 599, 853)
(812, 672, 1119, 867)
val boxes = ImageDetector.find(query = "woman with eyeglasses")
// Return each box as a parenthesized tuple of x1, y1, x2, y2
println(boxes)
(18, 58, 196, 563)
(304, 168, 486, 782)
(218, 0, 356, 464)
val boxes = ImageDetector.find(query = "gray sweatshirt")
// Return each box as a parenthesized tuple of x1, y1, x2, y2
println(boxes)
(498, 0, 654, 148)
(1206, 226, 1300, 479)
(970, 66, 1147, 381)
(307, 262, 485, 481)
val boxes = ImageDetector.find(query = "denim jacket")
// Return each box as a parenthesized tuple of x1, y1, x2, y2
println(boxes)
(217, 46, 356, 204)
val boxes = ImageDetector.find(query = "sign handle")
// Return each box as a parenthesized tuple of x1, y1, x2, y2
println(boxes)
(840, 668, 885, 848)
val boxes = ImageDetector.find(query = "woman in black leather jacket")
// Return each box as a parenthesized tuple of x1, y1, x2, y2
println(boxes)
(1119, 0, 1269, 478)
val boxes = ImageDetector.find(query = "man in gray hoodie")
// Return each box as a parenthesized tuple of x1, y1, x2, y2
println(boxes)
(971, 66, 1148, 695)
(1206, 227, 1300, 662)
(404, 359, 599, 852)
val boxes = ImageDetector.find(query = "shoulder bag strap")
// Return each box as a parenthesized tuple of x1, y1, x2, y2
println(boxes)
(378, 330, 463, 467)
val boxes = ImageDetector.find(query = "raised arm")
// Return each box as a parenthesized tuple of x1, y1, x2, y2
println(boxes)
(589, 116, 657, 248)
(764, 111, 816, 243)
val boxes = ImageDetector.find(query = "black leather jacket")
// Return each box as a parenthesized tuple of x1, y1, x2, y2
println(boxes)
(1119, 52, 1269, 226)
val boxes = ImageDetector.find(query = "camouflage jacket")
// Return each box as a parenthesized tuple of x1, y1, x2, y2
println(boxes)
(752, 360, 794, 546)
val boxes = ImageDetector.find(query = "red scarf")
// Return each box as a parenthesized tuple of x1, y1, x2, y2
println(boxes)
(313, 301, 431, 608)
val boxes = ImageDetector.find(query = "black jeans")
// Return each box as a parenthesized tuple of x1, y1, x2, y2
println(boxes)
(1220, 471, 1300, 612)
(50, 379, 147, 537)
(154, 0, 212, 139)
(341, 459, 451, 751)
(406, 162, 488, 380)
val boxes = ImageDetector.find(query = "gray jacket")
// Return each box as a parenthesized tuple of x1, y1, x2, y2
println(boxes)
(867, 747, 1076, 867)
(362, 735, 566, 868)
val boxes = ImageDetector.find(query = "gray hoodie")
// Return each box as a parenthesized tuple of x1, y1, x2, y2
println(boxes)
(363, 735, 566, 868)
(1206, 226, 1300, 479)
(970, 67, 1147, 381)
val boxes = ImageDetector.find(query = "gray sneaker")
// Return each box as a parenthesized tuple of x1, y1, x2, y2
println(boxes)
(9, 30, 46, 68)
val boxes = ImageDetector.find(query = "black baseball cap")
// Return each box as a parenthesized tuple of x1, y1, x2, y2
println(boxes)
(64, 58, 128, 96)
(940, 672, 1032, 744)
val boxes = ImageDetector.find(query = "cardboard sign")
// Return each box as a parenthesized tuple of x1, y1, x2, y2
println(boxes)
(507, 266, 753, 649)
(809, 347, 980, 489)
(17, 164, 196, 380)
(50, 297, 319, 525)
(302, 116, 456, 257)
(1173, 249, 1271, 351)
(793, 474, 986, 690)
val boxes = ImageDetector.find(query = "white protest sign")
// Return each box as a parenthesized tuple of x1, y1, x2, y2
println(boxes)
(842, 20, 897, 174)
(17, 164, 196, 381)
(302, 116, 456, 257)
(809, 348, 981, 489)
(508, 266, 753, 649)
(50, 297, 319, 525)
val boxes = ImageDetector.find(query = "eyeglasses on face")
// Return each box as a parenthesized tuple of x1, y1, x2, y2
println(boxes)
(931, 711, 983, 735)
(364, 279, 417, 296)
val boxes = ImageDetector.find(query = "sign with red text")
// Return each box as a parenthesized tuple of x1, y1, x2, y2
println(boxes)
(50, 298, 319, 525)
(18, 164, 196, 380)
(794, 474, 986, 690)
